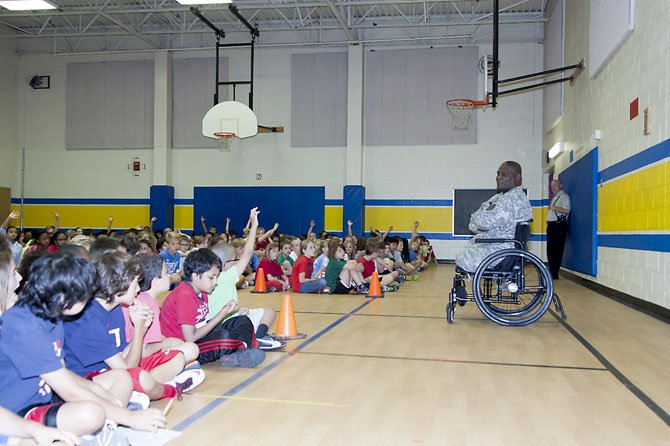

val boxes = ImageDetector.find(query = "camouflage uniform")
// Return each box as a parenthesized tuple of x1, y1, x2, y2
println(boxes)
(455, 186, 532, 272)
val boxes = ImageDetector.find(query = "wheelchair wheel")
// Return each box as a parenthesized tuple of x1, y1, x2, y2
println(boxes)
(446, 302, 455, 323)
(473, 249, 553, 326)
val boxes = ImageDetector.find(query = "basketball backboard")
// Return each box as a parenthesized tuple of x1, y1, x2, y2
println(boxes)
(202, 100, 258, 140)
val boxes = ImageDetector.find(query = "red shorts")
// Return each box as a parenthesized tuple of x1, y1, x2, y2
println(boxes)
(21, 403, 62, 427)
(139, 349, 182, 371)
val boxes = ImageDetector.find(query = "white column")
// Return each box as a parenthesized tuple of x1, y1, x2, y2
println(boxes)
(346, 44, 364, 185)
(153, 50, 172, 185)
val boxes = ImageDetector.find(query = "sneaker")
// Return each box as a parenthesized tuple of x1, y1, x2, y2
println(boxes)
(241, 281, 249, 289)
(357, 284, 369, 295)
(80, 420, 130, 446)
(396, 275, 407, 283)
(386, 284, 399, 292)
(183, 360, 201, 371)
(220, 348, 266, 368)
(166, 368, 206, 394)
(268, 286, 278, 292)
(257, 335, 287, 351)
(127, 391, 150, 411)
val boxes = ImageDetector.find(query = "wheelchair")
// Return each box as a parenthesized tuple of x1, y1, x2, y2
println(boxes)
(447, 222, 566, 326)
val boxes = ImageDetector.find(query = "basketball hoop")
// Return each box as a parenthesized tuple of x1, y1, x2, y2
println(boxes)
(446, 97, 489, 131)
(214, 131, 235, 152)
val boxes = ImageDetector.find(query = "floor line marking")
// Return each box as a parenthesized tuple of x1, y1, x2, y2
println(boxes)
(299, 351, 608, 371)
(173, 299, 373, 432)
(186, 393, 349, 407)
(549, 308, 670, 427)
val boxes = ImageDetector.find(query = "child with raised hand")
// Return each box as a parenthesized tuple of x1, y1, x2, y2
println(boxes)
(289, 240, 330, 294)
(64, 252, 200, 403)
(324, 240, 367, 294)
(0, 252, 166, 439)
(160, 246, 265, 367)
(209, 208, 285, 351)
(0, 211, 22, 265)
(0, 244, 21, 315)
(257, 243, 290, 292)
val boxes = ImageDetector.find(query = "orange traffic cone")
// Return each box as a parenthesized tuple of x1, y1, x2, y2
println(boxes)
(366, 271, 384, 298)
(250, 268, 268, 293)
(274, 294, 307, 340)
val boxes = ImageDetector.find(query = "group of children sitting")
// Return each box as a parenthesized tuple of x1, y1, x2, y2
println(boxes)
(0, 209, 435, 445)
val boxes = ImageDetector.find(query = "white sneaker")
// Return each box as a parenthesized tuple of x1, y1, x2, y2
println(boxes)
(127, 391, 150, 410)
(166, 368, 206, 394)
(257, 335, 287, 351)
(80, 420, 129, 446)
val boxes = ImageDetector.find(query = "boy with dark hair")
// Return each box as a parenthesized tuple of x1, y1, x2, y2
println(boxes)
(160, 248, 265, 367)
(0, 252, 165, 439)
(64, 252, 199, 403)
(123, 253, 202, 378)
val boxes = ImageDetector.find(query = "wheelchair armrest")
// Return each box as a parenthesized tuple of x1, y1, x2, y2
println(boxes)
(475, 239, 524, 249)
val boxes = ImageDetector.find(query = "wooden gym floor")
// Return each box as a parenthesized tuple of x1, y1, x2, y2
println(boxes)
(156, 265, 670, 445)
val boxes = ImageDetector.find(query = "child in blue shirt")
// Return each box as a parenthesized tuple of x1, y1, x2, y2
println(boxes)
(0, 252, 165, 436)
(160, 234, 182, 287)
(64, 252, 196, 401)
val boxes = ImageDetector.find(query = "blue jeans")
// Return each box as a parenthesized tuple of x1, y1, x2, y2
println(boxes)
(250, 253, 260, 271)
(299, 278, 327, 293)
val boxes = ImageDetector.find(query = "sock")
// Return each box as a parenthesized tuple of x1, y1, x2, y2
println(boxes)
(159, 384, 178, 400)
(256, 323, 269, 339)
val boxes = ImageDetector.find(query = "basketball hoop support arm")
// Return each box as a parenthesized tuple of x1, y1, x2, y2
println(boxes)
(190, 6, 259, 108)
(497, 61, 585, 97)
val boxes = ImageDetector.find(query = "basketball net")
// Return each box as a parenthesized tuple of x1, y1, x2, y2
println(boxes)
(214, 132, 235, 152)
(446, 99, 475, 131)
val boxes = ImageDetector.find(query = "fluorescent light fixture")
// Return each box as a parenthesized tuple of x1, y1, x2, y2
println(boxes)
(548, 142, 565, 159)
(175, 0, 231, 5)
(0, 0, 57, 10)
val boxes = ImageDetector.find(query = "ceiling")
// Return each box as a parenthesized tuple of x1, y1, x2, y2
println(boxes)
(0, 0, 551, 54)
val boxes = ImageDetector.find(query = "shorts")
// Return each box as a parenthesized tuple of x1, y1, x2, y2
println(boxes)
(332, 279, 353, 294)
(139, 349, 182, 370)
(229, 308, 263, 331)
(18, 402, 63, 427)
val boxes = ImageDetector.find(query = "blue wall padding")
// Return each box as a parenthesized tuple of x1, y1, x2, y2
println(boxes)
(193, 187, 325, 237)
(150, 185, 174, 231)
(343, 185, 365, 236)
(560, 147, 598, 276)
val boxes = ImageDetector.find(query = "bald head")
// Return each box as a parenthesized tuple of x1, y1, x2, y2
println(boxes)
(496, 161, 523, 192)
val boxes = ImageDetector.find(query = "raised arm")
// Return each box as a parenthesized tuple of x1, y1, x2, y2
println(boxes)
(307, 219, 316, 239)
(347, 219, 353, 237)
(411, 221, 419, 240)
(53, 211, 60, 231)
(1, 211, 19, 229)
(369, 226, 382, 237)
(381, 225, 393, 241)
(235, 208, 259, 277)
(225, 217, 231, 235)
(200, 216, 208, 234)
(149, 216, 157, 231)
(106, 216, 114, 235)
(258, 222, 279, 243)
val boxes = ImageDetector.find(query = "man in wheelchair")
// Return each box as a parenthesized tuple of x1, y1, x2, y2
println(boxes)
(455, 161, 532, 272)
(447, 161, 563, 326)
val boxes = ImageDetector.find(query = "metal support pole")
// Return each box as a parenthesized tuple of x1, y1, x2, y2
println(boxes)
(214, 35, 220, 105)
(492, 0, 499, 108)
(498, 62, 584, 84)
(498, 77, 573, 96)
